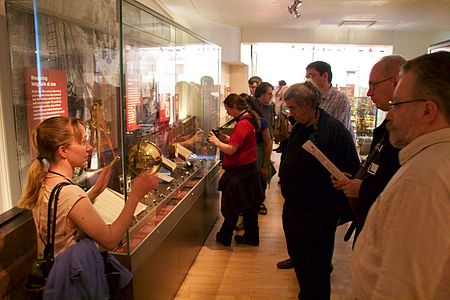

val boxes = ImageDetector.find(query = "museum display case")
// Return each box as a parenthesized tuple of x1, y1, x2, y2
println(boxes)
(350, 96, 378, 158)
(3, 0, 221, 298)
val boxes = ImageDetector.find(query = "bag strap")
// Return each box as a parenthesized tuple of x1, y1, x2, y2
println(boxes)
(43, 182, 72, 260)
(344, 132, 388, 242)
(240, 116, 259, 131)
(353, 132, 387, 179)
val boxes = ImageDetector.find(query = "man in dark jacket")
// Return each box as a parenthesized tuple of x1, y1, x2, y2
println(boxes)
(332, 55, 406, 242)
(279, 81, 360, 299)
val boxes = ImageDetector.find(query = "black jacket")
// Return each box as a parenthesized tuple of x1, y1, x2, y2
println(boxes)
(218, 163, 263, 218)
(279, 109, 360, 224)
(350, 119, 400, 239)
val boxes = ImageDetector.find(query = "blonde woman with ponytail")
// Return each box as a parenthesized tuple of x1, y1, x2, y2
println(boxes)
(20, 116, 158, 298)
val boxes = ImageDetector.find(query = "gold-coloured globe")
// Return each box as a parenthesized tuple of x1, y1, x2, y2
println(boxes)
(127, 140, 162, 176)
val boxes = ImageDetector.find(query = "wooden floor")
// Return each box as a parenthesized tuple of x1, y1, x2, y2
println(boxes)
(175, 152, 354, 300)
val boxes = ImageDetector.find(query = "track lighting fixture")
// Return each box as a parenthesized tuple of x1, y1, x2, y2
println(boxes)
(288, 0, 302, 18)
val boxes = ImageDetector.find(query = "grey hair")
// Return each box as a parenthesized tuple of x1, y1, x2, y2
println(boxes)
(283, 81, 322, 109)
(402, 51, 450, 123)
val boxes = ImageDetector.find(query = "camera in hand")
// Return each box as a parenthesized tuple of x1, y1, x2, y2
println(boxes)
(211, 128, 220, 137)
(207, 128, 220, 143)
(207, 111, 247, 142)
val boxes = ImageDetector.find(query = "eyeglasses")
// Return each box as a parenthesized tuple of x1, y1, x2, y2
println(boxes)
(369, 76, 394, 90)
(388, 99, 427, 111)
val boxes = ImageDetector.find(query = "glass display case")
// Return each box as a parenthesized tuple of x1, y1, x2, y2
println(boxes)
(4, 0, 221, 298)
(350, 96, 378, 158)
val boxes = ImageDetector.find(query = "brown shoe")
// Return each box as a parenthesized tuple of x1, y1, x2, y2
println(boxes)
(277, 258, 294, 269)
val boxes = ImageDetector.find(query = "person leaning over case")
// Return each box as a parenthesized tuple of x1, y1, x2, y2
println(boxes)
(19, 116, 158, 298)
(352, 51, 450, 299)
(332, 55, 406, 243)
(279, 82, 360, 299)
(208, 94, 264, 247)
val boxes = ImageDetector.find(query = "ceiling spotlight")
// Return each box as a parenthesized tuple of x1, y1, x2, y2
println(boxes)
(288, 0, 302, 11)
(288, 0, 302, 18)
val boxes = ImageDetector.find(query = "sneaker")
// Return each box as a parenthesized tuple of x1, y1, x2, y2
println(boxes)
(234, 234, 259, 246)
(216, 232, 231, 246)
(276, 258, 294, 269)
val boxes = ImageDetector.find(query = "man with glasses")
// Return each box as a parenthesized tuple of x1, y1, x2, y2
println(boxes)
(305, 61, 355, 141)
(352, 51, 450, 299)
(332, 55, 406, 243)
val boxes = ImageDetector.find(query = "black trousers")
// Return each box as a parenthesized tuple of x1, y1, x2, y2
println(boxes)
(218, 206, 259, 243)
(260, 177, 268, 203)
(282, 203, 336, 300)
(218, 163, 262, 244)
(278, 139, 289, 178)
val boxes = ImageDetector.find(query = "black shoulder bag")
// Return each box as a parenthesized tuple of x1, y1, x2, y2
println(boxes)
(25, 182, 71, 299)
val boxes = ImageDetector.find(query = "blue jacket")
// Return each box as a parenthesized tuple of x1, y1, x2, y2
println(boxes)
(44, 238, 132, 299)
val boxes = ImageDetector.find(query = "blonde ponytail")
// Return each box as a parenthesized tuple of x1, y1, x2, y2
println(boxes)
(18, 116, 84, 209)
(18, 159, 47, 209)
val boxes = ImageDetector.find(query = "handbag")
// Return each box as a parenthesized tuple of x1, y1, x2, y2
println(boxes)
(25, 182, 71, 299)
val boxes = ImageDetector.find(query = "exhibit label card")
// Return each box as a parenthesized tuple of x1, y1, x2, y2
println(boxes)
(125, 74, 142, 131)
(25, 67, 68, 128)
(25, 67, 68, 155)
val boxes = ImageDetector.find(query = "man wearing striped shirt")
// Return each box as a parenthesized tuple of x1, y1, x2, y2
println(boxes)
(306, 61, 355, 141)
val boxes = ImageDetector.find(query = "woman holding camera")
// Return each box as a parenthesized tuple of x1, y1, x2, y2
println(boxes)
(208, 94, 263, 247)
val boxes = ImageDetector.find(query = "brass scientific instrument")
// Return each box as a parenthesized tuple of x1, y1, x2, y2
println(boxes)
(127, 140, 162, 176)
(74, 98, 119, 185)
(86, 97, 120, 171)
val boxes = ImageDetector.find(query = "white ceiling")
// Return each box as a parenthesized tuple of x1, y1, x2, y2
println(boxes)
(150, 0, 450, 31)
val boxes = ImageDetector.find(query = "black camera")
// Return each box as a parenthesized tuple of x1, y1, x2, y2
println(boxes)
(207, 128, 221, 143)
(211, 128, 221, 137)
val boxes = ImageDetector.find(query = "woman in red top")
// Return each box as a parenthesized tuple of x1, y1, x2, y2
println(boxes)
(208, 94, 264, 246)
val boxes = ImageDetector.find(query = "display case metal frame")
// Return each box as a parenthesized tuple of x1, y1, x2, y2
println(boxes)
(1, 1, 221, 299)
